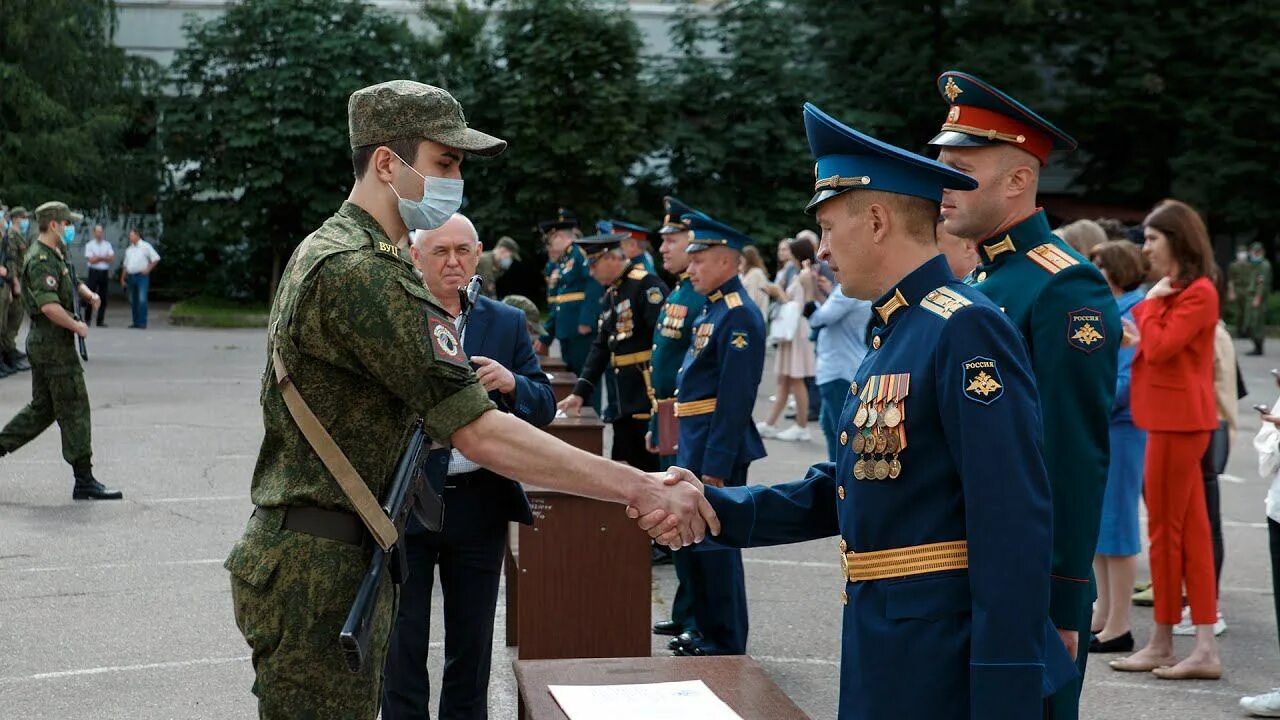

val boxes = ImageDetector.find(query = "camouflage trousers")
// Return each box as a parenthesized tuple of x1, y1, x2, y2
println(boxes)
(227, 507, 396, 720)
(0, 364, 92, 468)
(0, 286, 21, 354)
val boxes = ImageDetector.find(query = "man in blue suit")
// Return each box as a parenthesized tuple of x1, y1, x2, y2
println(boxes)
(635, 105, 1076, 719)
(383, 213, 556, 720)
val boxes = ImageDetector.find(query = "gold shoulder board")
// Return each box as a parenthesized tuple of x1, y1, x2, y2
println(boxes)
(1026, 244, 1080, 275)
(628, 266, 649, 280)
(724, 292, 743, 308)
(919, 286, 972, 319)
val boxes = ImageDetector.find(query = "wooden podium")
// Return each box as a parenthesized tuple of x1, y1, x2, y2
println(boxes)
(505, 409, 652, 660)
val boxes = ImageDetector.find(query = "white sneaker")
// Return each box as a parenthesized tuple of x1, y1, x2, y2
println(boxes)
(1172, 607, 1227, 636)
(756, 421, 780, 438)
(775, 425, 812, 442)
(1241, 689, 1280, 717)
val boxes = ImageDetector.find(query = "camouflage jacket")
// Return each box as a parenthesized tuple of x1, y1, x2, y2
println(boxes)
(21, 238, 81, 370)
(5, 228, 30, 284)
(251, 202, 495, 511)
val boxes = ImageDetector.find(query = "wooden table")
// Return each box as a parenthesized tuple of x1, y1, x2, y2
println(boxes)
(547, 370, 578, 403)
(513, 656, 810, 720)
(542, 408, 604, 454)
(540, 354, 568, 372)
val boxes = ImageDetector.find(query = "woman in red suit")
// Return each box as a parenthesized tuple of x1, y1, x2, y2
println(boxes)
(1111, 199, 1223, 679)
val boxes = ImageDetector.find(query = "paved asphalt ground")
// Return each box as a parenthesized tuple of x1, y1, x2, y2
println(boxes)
(1, 302, 1278, 719)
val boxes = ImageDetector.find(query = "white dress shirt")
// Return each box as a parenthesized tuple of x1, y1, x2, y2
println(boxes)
(122, 240, 161, 274)
(84, 238, 115, 271)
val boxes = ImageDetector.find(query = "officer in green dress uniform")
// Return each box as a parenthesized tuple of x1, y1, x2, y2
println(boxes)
(0, 202, 120, 500)
(929, 70, 1120, 720)
(536, 209, 604, 380)
(647, 197, 712, 638)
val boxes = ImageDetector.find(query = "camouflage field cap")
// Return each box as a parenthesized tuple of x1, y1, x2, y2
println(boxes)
(34, 201, 83, 225)
(9, 206, 28, 218)
(495, 235, 522, 262)
(503, 294, 546, 336)
(348, 80, 507, 157)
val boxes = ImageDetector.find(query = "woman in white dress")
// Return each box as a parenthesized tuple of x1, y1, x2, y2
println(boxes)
(758, 238, 817, 441)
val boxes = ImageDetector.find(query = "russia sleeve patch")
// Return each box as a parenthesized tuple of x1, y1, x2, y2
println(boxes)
(1067, 307, 1106, 353)
(428, 315, 467, 367)
(962, 356, 1003, 405)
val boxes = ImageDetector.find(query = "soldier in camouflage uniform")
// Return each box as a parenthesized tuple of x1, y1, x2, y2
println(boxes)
(475, 235, 520, 299)
(1231, 241, 1272, 355)
(0, 202, 120, 500)
(1, 206, 32, 374)
(224, 80, 717, 720)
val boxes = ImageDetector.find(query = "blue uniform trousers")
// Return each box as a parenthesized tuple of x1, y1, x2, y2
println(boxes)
(661, 452, 697, 633)
(382, 479, 509, 720)
(687, 463, 750, 654)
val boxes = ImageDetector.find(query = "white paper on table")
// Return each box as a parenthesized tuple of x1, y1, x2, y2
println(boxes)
(547, 680, 743, 720)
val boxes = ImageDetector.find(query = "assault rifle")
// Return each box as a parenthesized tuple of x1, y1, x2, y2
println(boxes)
(338, 274, 484, 672)
(67, 263, 88, 361)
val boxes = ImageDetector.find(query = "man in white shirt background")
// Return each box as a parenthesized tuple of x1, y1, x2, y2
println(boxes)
(84, 225, 114, 327)
(118, 227, 160, 329)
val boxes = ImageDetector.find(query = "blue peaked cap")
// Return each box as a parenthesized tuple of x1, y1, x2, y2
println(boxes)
(684, 214, 754, 254)
(804, 102, 978, 213)
(660, 196, 710, 234)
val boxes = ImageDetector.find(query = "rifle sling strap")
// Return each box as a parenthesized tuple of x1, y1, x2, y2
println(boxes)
(271, 347, 398, 551)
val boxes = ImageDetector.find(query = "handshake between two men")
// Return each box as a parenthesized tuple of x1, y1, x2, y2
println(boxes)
(448, 407, 719, 547)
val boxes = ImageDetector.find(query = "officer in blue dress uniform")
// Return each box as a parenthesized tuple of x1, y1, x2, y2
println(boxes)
(537, 209, 604, 382)
(647, 196, 712, 638)
(639, 103, 1076, 718)
(602, 219, 658, 274)
(557, 231, 668, 471)
(666, 213, 766, 657)
(928, 71, 1119, 720)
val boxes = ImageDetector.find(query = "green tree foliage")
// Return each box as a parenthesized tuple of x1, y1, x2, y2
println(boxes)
(0, 0, 161, 214)
(421, 0, 651, 244)
(645, 0, 814, 250)
(161, 0, 416, 299)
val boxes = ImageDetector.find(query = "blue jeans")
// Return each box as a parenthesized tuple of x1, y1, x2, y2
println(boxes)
(818, 379, 851, 462)
(126, 274, 150, 328)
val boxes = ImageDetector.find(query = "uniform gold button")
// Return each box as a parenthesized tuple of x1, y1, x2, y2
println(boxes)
(850, 381, 858, 394)
(839, 538, 848, 552)
(840, 590, 848, 605)
(872, 336, 881, 350)
(837, 486, 846, 500)
(839, 431, 848, 446)
(977, 271, 987, 283)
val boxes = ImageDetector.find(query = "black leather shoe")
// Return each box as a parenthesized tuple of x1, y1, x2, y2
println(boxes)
(651, 544, 673, 566)
(652, 620, 683, 636)
(1089, 631, 1134, 654)
(73, 474, 124, 500)
(11, 353, 30, 371)
(668, 631, 701, 651)
(0, 360, 13, 378)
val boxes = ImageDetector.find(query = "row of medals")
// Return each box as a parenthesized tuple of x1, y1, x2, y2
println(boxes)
(614, 300, 634, 341)
(848, 382, 907, 481)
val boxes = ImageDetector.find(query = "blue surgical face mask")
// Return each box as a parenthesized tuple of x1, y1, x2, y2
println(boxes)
(388, 152, 463, 231)
(63, 224, 76, 245)
(498, 255, 513, 270)
(19, 218, 30, 234)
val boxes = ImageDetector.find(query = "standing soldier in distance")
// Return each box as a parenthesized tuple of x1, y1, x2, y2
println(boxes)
(223, 80, 716, 720)
(1236, 241, 1271, 356)
(557, 230, 668, 471)
(0, 202, 119, 500)
(535, 209, 603, 379)
(647, 196, 711, 639)
(1, 207, 32, 373)
(929, 70, 1120, 719)
(667, 213, 767, 658)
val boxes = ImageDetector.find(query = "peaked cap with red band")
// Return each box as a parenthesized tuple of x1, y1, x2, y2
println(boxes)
(928, 70, 1077, 165)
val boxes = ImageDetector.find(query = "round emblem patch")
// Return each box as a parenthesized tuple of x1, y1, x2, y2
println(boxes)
(433, 323, 458, 356)
(44, 275, 57, 289)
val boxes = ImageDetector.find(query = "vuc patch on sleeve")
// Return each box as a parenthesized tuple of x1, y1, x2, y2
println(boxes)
(729, 330, 749, 351)
(427, 315, 467, 367)
(962, 356, 1003, 405)
(1067, 307, 1106, 353)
